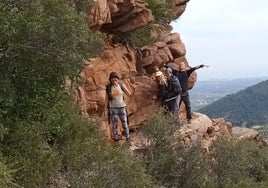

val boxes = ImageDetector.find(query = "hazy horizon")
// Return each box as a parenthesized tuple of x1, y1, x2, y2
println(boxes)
(196, 76, 268, 82)
(171, 0, 268, 81)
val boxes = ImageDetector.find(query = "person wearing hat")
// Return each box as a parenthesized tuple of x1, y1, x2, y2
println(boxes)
(105, 72, 134, 141)
(153, 70, 168, 106)
(165, 62, 208, 123)
(163, 67, 182, 123)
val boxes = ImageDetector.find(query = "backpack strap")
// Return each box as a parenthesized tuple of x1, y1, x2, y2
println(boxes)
(106, 83, 112, 100)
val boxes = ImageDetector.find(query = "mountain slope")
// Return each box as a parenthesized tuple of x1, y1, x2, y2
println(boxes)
(190, 77, 268, 110)
(198, 80, 268, 126)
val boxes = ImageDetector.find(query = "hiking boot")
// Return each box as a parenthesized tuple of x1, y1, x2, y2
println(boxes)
(113, 136, 119, 142)
(122, 131, 130, 140)
(125, 136, 130, 142)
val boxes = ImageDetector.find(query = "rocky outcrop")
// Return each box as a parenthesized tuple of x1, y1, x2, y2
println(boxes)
(129, 113, 267, 152)
(76, 43, 159, 126)
(88, 0, 154, 33)
(177, 114, 267, 151)
(76, 31, 196, 123)
(88, 0, 190, 33)
(79, 0, 194, 129)
(76, 32, 199, 142)
(75, 0, 267, 149)
(232, 127, 267, 146)
(176, 113, 233, 151)
(139, 32, 197, 89)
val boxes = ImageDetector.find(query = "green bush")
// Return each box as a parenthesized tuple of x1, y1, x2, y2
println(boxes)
(145, 0, 173, 23)
(0, 0, 104, 123)
(41, 98, 153, 187)
(112, 26, 155, 48)
(68, 145, 153, 188)
(63, 120, 153, 187)
(209, 137, 268, 187)
(142, 111, 268, 187)
(0, 155, 18, 188)
(0, 1, 104, 185)
(142, 109, 209, 188)
(1, 122, 61, 187)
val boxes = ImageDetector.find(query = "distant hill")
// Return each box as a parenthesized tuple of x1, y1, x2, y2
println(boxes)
(190, 77, 268, 111)
(198, 80, 268, 127)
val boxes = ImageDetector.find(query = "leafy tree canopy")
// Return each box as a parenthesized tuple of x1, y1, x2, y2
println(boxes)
(0, 0, 104, 123)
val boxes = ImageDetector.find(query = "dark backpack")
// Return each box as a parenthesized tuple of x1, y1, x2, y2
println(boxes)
(165, 76, 182, 99)
(172, 68, 180, 81)
(165, 65, 182, 92)
(170, 76, 182, 96)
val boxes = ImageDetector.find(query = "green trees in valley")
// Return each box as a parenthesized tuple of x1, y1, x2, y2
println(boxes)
(199, 80, 268, 126)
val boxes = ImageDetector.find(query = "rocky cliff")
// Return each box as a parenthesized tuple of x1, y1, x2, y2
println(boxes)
(75, 0, 267, 150)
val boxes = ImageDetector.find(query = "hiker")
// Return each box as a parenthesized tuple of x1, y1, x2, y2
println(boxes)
(105, 72, 134, 141)
(163, 67, 182, 122)
(153, 70, 168, 106)
(165, 62, 208, 123)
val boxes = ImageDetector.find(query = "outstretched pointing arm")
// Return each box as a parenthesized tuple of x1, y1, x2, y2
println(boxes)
(195, 64, 209, 69)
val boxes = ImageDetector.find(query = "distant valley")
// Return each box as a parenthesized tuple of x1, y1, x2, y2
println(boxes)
(196, 78, 268, 127)
(190, 77, 268, 111)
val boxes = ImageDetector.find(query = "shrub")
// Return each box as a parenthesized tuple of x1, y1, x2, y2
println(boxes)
(145, 0, 173, 23)
(68, 145, 153, 188)
(1, 122, 61, 187)
(0, 155, 18, 188)
(63, 119, 153, 187)
(209, 137, 268, 187)
(42, 98, 153, 187)
(112, 26, 155, 48)
(0, 0, 104, 123)
(142, 109, 209, 187)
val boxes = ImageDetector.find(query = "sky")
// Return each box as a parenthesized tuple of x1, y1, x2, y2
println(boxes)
(171, 0, 268, 80)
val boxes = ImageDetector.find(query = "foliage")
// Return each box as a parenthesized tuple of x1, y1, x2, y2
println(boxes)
(208, 137, 268, 187)
(1, 0, 268, 187)
(51, 101, 153, 187)
(115, 26, 156, 48)
(66, 0, 94, 12)
(0, 0, 104, 123)
(1, 122, 61, 187)
(67, 145, 153, 187)
(140, 110, 268, 187)
(1, 96, 153, 187)
(0, 0, 104, 186)
(0, 155, 18, 188)
(145, 0, 174, 23)
(111, 0, 176, 47)
(113, 0, 177, 48)
(142, 109, 210, 188)
(198, 80, 268, 126)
